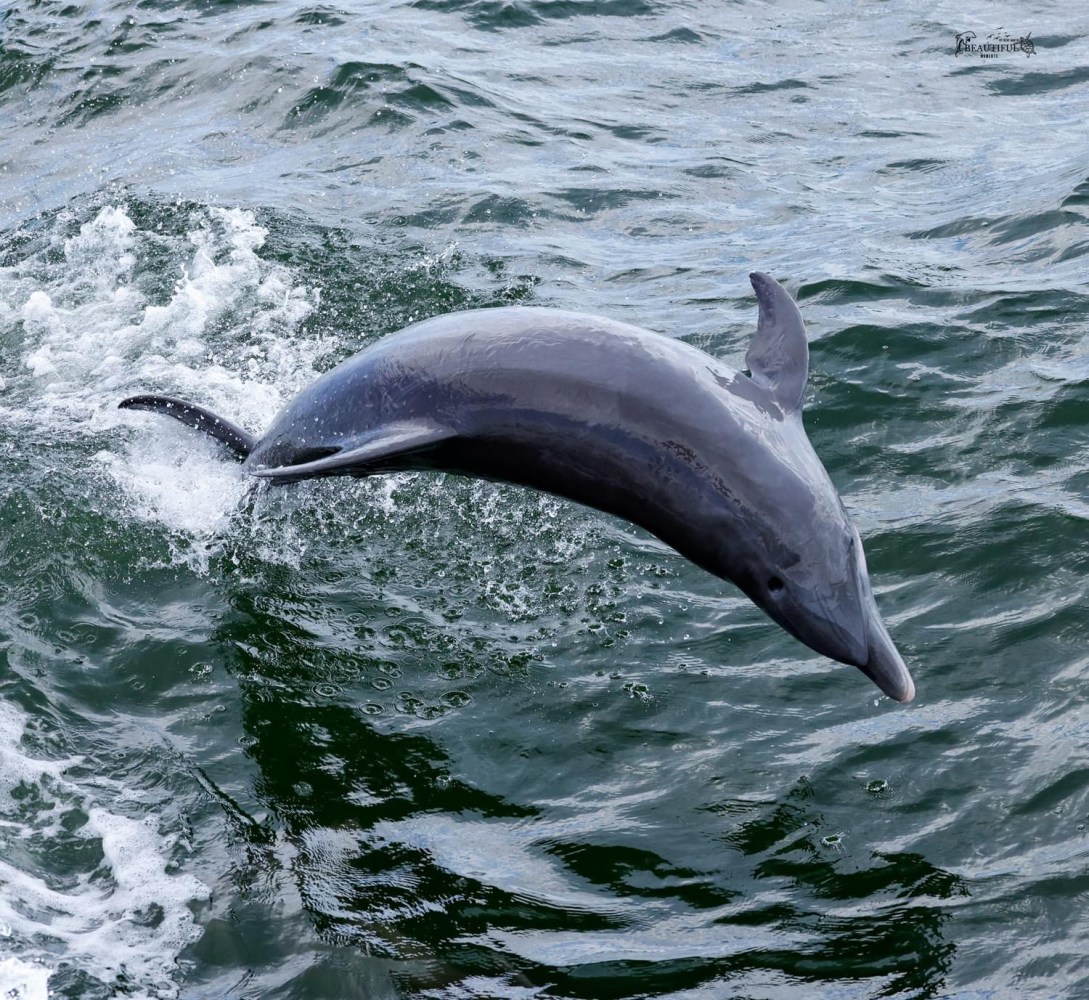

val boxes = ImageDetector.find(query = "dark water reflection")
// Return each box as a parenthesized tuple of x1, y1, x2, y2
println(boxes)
(200, 548, 967, 997)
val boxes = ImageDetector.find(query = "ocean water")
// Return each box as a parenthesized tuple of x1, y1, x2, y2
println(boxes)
(2, 1, 1088, 997)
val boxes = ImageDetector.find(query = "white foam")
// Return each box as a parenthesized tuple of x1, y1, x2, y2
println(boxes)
(1, 203, 332, 569)
(0, 699, 208, 998)
(0, 958, 51, 1000)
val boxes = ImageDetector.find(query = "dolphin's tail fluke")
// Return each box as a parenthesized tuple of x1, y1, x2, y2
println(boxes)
(118, 394, 257, 460)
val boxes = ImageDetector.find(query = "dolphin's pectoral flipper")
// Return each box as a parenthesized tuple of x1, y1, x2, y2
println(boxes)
(248, 419, 456, 481)
(746, 272, 809, 415)
(118, 394, 257, 460)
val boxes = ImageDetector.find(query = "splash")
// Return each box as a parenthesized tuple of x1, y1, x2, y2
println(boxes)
(1, 202, 332, 571)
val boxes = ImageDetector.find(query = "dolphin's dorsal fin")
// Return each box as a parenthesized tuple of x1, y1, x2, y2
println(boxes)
(745, 272, 808, 415)
(248, 419, 455, 481)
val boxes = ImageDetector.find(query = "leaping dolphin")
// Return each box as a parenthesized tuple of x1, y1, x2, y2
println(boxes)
(120, 272, 915, 702)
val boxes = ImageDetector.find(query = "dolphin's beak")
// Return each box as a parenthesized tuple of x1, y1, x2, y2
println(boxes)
(857, 611, 915, 703)
(848, 526, 915, 703)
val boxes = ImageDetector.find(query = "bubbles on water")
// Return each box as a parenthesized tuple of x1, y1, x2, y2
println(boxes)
(820, 832, 845, 852)
(623, 680, 651, 703)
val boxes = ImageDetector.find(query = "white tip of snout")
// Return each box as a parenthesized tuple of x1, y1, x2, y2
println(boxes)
(863, 615, 915, 703)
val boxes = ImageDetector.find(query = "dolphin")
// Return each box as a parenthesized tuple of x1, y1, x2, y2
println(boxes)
(119, 272, 915, 702)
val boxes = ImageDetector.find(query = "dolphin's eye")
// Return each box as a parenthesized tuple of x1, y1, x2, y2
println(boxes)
(767, 575, 785, 594)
